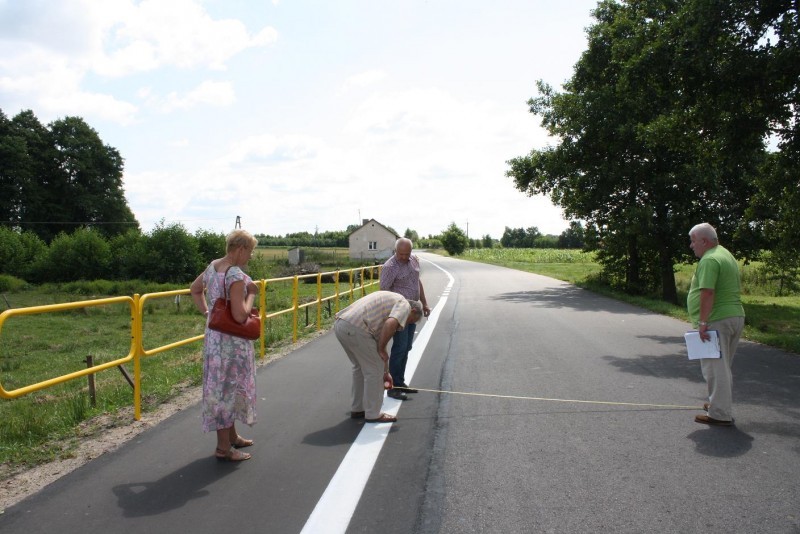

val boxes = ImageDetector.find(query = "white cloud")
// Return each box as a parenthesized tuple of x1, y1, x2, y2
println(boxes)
(340, 70, 387, 93)
(148, 80, 236, 112)
(0, 0, 276, 123)
(228, 133, 327, 160)
(123, 85, 561, 239)
(169, 138, 190, 148)
(92, 0, 278, 76)
(42, 91, 140, 125)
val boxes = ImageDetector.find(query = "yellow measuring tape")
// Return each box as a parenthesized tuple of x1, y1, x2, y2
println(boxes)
(393, 386, 700, 410)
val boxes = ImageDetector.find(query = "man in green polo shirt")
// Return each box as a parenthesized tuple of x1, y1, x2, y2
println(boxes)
(687, 223, 746, 426)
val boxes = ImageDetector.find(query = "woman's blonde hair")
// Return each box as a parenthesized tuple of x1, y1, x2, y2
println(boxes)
(226, 229, 258, 252)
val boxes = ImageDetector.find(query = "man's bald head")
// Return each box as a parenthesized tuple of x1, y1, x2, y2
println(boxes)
(395, 237, 413, 263)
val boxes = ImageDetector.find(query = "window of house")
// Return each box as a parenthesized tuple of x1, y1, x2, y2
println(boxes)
(368, 241, 377, 250)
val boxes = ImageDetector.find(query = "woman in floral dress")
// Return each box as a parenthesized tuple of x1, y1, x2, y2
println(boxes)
(190, 229, 259, 462)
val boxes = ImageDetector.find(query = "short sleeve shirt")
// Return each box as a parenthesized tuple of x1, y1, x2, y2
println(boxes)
(380, 254, 421, 300)
(336, 291, 411, 339)
(687, 245, 745, 324)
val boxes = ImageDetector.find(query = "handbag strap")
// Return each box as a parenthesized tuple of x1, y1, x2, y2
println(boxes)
(221, 265, 234, 301)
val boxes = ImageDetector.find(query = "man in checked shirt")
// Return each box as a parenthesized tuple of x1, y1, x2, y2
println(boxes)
(380, 237, 431, 400)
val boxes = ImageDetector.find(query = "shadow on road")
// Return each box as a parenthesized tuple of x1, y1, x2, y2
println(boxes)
(604, 344, 800, 416)
(686, 427, 754, 458)
(301, 418, 375, 447)
(490, 288, 652, 315)
(111, 457, 237, 517)
(602, 352, 702, 383)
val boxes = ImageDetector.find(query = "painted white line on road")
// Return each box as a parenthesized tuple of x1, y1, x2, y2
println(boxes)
(299, 259, 454, 534)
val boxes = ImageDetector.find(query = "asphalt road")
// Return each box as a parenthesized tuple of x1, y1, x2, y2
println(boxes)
(1, 252, 799, 533)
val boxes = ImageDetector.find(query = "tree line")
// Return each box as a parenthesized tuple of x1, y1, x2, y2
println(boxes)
(507, 0, 799, 302)
(0, 109, 139, 242)
(500, 222, 585, 249)
(0, 223, 224, 287)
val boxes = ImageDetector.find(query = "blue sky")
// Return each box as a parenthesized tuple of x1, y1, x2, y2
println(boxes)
(1, 0, 598, 239)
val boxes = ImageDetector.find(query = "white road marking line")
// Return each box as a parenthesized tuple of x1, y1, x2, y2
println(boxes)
(299, 259, 453, 534)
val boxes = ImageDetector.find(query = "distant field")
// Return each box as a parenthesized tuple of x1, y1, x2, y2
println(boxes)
(462, 248, 601, 284)
(255, 247, 289, 260)
(254, 246, 351, 265)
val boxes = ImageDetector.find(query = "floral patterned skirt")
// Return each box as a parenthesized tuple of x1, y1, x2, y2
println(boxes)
(201, 328, 257, 432)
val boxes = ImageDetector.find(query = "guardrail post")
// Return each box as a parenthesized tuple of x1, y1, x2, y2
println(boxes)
(258, 280, 266, 360)
(334, 271, 341, 313)
(316, 272, 323, 330)
(133, 293, 142, 421)
(292, 276, 299, 343)
(348, 268, 355, 303)
(84, 355, 96, 407)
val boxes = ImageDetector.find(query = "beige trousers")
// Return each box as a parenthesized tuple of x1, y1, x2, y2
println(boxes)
(334, 319, 384, 419)
(701, 316, 745, 421)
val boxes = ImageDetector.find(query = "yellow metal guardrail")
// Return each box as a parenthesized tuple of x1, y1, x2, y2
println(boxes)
(0, 265, 381, 420)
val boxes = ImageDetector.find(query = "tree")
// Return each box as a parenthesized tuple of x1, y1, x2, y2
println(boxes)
(0, 109, 139, 241)
(440, 222, 469, 256)
(744, 152, 800, 293)
(500, 226, 541, 248)
(109, 229, 147, 281)
(142, 221, 201, 283)
(507, 0, 796, 301)
(500, 227, 525, 248)
(35, 228, 112, 282)
(0, 110, 25, 227)
(0, 227, 25, 276)
(404, 228, 420, 243)
(195, 229, 226, 265)
(48, 116, 138, 238)
(558, 221, 586, 249)
(0, 110, 60, 239)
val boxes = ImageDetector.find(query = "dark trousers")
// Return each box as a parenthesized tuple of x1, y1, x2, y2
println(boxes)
(388, 323, 416, 386)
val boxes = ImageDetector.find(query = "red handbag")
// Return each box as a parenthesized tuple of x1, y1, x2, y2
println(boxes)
(207, 267, 261, 340)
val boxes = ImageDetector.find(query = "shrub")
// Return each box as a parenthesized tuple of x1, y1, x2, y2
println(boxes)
(195, 229, 226, 266)
(34, 228, 112, 282)
(142, 221, 201, 283)
(109, 229, 147, 280)
(440, 223, 469, 256)
(17, 231, 47, 280)
(0, 274, 27, 292)
(0, 227, 25, 276)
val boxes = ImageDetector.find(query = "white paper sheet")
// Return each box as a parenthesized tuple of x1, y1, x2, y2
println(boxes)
(684, 330, 721, 359)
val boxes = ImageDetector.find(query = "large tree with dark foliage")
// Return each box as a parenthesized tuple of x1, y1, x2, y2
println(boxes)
(507, 0, 799, 302)
(0, 109, 138, 241)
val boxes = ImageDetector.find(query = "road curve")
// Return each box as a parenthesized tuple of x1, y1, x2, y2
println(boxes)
(1, 252, 798, 533)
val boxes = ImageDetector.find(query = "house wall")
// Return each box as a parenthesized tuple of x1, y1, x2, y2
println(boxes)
(349, 220, 397, 261)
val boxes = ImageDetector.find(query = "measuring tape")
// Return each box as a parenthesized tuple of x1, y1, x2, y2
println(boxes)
(393, 386, 700, 410)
